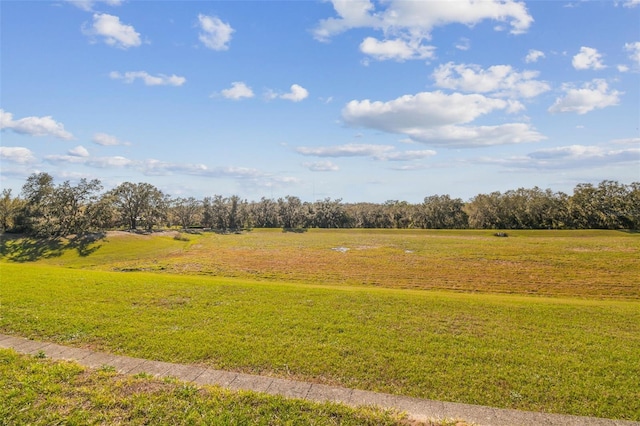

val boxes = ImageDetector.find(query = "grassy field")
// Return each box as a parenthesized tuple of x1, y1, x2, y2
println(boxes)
(2, 228, 638, 298)
(1, 230, 639, 420)
(0, 349, 419, 426)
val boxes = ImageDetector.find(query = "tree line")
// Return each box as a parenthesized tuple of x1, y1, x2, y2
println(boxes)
(0, 173, 638, 237)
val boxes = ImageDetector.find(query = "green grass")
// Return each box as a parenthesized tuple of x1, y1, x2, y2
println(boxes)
(0, 349, 418, 426)
(1, 261, 639, 420)
(3, 229, 637, 298)
(1, 230, 639, 420)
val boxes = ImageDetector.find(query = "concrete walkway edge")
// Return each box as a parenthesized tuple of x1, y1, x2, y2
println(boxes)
(1, 334, 637, 426)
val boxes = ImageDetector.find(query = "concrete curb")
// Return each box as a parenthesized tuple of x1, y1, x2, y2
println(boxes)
(1, 334, 637, 426)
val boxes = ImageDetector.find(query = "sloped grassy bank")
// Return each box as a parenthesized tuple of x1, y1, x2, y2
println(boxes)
(1, 261, 639, 420)
(0, 349, 416, 426)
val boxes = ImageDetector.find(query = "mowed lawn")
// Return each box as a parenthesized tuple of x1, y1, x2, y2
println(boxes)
(1, 230, 639, 420)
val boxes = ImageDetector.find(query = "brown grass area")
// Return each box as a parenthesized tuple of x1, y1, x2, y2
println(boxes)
(129, 229, 640, 299)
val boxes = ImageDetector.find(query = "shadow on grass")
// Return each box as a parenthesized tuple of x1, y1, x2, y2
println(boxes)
(0, 232, 106, 262)
(282, 227, 308, 233)
(617, 229, 639, 234)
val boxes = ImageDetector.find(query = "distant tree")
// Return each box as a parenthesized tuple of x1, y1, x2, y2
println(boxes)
(627, 182, 640, 230)
(19, 173, 102, 236)
(417, 194, 468, 229)
(311, 198, 349, 228)
(465, 192, 503, 229)
(90, 192, 119, 230)
(203, 195, 228, 230)
(20, 172, 56, 236)
(278, 195, 306, 229)
(568, 182, 631, 229)
(228, 195, 243, 231)
(250, 197, 280, 228)
(108, 182, 167, 230)
(0, 189, 22, 232)
(54, 178, 103, 235)
(171, 197, 202, 229)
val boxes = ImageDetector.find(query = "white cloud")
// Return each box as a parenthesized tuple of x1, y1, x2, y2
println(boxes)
(302, 161, 340, 172)
(0, 147, 37, 164)
(548, 79, 621, 114)
(408, 123, 545, 147)
(624, 42, 640, 66)
(315, 0, 533, 40)
(314, 0, 533, 61)
(455, 37, 470, 51)
(611, 137, 640, 145)
(481, 142, 639, 170)
(198, 14, 234, 51)
(296, 143, 394, 158)
(380, 149, 436, 161)
(572, 46, 606, 70)
(92, 132, 130, 146)
(68, 146, 89, 157)
(359, 37, 435, 61)
(622, 0, 640, 7)
(525, 49, 545, 63)
(280, 84, 309, 102)
(41, 152, 299, 188)
(82, 13, 141, 49)
(344, 92, 504, 128)
(432, 62, 550, 98)
(66, 0, 123, 12)
(45, 154, 135, 168)
(617, 64, 630, 72)
(109, 71, 186, 86)
(296, 143, 436, 161)
(0, 109, 74, 140)
(342, 92, 544, 147)
(220, 82, 255, 100)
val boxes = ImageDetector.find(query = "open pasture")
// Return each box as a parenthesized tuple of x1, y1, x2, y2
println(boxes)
(3, 229, 638, 298)
(1, 230, 639, 420)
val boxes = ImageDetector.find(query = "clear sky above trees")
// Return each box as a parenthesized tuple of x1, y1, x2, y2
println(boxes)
(1, 1, 638, 202)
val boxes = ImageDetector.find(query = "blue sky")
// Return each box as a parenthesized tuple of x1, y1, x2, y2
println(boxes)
(1, 0, 639, 203)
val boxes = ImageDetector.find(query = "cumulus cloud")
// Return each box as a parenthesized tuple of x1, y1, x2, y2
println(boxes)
(281, 84, 309, 102)
(314, 0, 532, 60)
(624, 42, 640, 67)
(341, 92, 544, 147)
(622, 0, 640, 7)
(82, 13, 141, 49)
(0, 147, 37, 164)
(69, 145, 90, 157)
(572, 46, 606, 70)
(266, 84, 309, 102)
(92, 132, 130, 146)
(109, 71, 186, 86)
(315, 0, 532, 40)
(302, 161, 340, 172)
(525, 49, 545, 63)
(219, 82, 254, 100)
(296, 143, 436, 161)
(548, 79, 621, 114)
(432, 62, 550, 98)
(198, 14, 234, 51)
(359, 37, 435, 61)
(0, 109, 74, 140)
